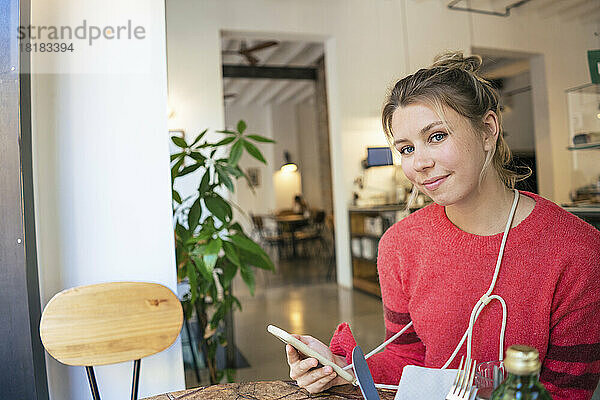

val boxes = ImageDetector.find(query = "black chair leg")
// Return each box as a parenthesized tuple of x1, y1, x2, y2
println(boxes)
(130, 359, 141, 400)
(85, 366, 101, 400)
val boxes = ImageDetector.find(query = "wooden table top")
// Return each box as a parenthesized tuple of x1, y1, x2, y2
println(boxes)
(274, 214, 308, 223)
(144, 380, 396, 400)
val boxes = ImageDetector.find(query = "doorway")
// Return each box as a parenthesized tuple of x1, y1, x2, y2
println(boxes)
(221, 33, 336, 287)
(477, 48, 539, 193)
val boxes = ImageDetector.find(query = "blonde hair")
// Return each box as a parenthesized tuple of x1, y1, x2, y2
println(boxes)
(382, 51, 530, 196)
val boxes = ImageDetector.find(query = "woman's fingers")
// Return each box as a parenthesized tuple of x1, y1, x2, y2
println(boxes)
(301, 367, 338, 394)
(289, 356, 318, 380)
(295, 365, 333, 387)
(285, 344, 300, 365)
(284, 334, 347, 393)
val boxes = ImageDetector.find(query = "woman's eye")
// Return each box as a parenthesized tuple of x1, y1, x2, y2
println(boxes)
(399, 145, 414, 155)
(430, 132, 447, 143)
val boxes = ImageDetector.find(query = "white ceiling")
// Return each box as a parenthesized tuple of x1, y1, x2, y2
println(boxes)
(453, 0, 600, 23)
(221, 38, 324, 107)
(221, 1, 598, 106)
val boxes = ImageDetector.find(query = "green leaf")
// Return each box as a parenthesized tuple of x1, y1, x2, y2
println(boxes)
(216, 167, 235, 193)
(176, 223, 190, 242)
(228, 222, 245, 234)
(226, 368, 236, 383)
(222, 241, 241, 267)
(202, 237, 222, 271)
(220, 164, 244, 179)
(230, 233, 274, 270)
(210, 302, 227, 328)
(189, 151, 206, 162)
(221, 261, 238, 288)
(246, 134, 275, 143)
(191, 129, 208, 147)
(229, 233, 264, 254)
(231, 295, 242, 311)
(242, 140, 267, 164)
(214, 136, 236, 146)
(192, 255, 212, 281)
(240, 265, 255, 296)
(170, 151, 185, 161)
(171, 156, 185, 181)
(215, 129, 237, 136)
(239, 248, 274, 271)
(179, 163, 202, 177)
(229, 140, 243, 166)
(172, 190, 182, 204)
(199, 172, 211, 194)
(187, 198, 201, 232)
(171, 136, 188, 148)
(204, 195, 232, 222)
(237, 120, 247, 134)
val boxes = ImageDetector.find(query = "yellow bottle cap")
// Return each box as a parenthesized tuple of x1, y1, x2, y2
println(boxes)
(504, 345, 541, 375)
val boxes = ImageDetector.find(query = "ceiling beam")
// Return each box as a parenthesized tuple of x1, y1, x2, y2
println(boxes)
(222, 65, 317, 80)
(235, 42, 308, 105)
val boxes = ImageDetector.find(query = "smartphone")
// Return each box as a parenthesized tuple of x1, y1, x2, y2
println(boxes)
(267, 324, 356, 384)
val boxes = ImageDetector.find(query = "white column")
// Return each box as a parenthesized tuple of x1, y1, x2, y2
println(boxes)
(30, 1, 185, 399)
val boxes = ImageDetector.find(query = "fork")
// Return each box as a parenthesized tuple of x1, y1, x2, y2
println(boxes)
(446, 356, 477, 400)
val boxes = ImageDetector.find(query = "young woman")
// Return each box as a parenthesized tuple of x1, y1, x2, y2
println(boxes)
(285, 52, 600, 400)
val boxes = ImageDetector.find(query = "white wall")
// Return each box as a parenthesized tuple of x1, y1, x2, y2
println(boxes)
(297, 101, 324, 210)
(467, 7, 599, 200)
(166, 0, 599, 288)
(31, 1, 185, 399)
(271, 102, 300, 170)
(501, 72, 535, 153)
(226, 99, 322, 229)
(225, 103, 276, 232)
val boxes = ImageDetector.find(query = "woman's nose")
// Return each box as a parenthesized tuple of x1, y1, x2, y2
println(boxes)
(412, 149, 434, 171)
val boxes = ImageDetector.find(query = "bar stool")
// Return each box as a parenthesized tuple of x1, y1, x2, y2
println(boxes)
(39, 281, 183, 400)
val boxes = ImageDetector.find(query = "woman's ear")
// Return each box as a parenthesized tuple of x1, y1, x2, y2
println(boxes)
(482, 110, 500, 152)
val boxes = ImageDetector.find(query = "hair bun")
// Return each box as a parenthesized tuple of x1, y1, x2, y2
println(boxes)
(431, 51, 482, 73)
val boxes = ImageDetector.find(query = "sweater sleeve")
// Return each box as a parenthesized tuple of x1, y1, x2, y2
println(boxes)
(540, 240, 600, 400)
(329, 227, 426, 386)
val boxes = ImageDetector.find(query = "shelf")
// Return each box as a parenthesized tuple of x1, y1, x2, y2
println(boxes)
(350, 233, 382, 239)
(352, 256, 377, 264)
(353, 277, 381, 298)
(567, 142, 600, 150)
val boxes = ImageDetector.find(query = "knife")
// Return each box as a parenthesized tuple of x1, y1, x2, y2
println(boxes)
(352, 346, 381, 400)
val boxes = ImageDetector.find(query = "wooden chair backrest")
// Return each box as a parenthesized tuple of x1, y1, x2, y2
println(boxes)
(40, 282, 182, 366)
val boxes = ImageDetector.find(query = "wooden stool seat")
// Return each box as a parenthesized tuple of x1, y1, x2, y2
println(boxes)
(40, 281, 183, 400)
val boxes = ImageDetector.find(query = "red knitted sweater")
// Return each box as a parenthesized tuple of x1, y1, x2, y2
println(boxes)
(330, 192, 600, 399)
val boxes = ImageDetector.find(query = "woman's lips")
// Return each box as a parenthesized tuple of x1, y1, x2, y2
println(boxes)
(422, 175, 449, 191)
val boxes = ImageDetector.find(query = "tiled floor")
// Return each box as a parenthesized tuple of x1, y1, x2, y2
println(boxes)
(183, 255, 385, 386)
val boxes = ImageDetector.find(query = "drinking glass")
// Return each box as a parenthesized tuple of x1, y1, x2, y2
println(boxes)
(475, 361, 506, 400)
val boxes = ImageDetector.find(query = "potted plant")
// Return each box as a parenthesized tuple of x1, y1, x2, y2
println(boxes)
(170, 120, 275, 384)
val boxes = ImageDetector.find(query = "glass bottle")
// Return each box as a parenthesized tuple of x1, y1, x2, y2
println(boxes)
(490, 345, 552, 400)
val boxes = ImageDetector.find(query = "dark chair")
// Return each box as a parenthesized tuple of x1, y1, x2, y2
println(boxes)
(295, 210, 329, 259)
(251, 214, 287, 259)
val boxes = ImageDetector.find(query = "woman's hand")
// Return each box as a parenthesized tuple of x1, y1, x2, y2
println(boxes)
(285, 334, 353, 393)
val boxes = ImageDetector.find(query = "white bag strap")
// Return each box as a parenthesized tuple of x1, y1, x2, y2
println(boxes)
(344, 190, 520, 388)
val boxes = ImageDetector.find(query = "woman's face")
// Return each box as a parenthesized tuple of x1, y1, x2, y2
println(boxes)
(391, 103, 495, 206)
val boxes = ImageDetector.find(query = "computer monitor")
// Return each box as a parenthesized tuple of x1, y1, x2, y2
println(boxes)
(366, 147, 393, 168)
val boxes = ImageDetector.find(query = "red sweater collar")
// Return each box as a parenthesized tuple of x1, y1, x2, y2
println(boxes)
(426, 191, 551, 254)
